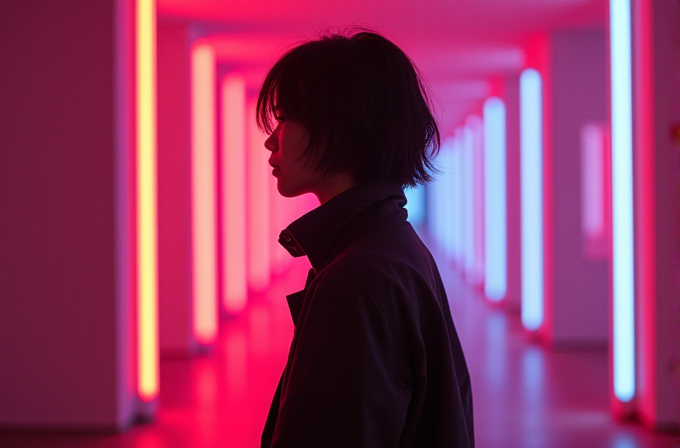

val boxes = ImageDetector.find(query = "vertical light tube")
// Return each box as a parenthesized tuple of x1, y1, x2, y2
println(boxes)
(520, 68, 544, 331)
(191, 43, 218, 345)
(221, 74, 247, 314)
(610, 0, 635, 403)
(247, 101, 270, 291)
(484, 97, 508, 301)
(136, 0, 159, 402)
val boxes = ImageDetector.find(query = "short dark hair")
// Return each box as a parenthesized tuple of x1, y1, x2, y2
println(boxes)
(257, 30, 440, 188)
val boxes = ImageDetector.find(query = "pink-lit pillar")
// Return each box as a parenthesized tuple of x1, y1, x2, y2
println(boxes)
(220, 73, 247, 315)
(524, 31, 609, 345)
(157, 21, 200, 354)
(0, 0, 151, 429)
(502, 77, 522, 309)
(629, 0, 680, 431)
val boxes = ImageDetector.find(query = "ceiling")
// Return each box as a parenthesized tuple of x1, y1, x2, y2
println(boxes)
(158, 0, 607, 134)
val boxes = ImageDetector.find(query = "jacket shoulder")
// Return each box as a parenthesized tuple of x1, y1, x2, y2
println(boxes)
(318, 221, 441, 305)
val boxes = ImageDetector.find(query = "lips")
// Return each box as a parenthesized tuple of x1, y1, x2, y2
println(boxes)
(269, 162, 281, 176)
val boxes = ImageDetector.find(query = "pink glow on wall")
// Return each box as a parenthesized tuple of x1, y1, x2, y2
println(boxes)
(221, 73, 247, 314)
(297, 194, 319, 217)
(580, 123, 611, 259)
(268, 175, 285, 275)
(136, 0, 159, 402)
(191, 42, 218, 345)
(269, 183, 298, 275)
(247, 100, 270, 292)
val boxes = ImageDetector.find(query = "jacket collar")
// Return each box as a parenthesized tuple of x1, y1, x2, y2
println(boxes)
(278, 181, 407, 272)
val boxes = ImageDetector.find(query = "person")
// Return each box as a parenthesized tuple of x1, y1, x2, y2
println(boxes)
(257, 29, 474, 448)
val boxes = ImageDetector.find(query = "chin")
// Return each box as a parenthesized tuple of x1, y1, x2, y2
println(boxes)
(276, 183, 306, 198)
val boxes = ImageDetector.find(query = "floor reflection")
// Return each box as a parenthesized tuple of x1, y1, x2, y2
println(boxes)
(0, 251, 678, 447)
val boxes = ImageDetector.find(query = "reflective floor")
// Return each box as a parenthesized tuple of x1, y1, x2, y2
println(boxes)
(1, 246, 678, 448)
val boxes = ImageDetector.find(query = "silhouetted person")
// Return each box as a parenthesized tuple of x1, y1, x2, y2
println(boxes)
(257, 29, 474, 448)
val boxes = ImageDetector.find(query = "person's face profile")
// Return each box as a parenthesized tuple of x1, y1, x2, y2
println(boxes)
(264, 110, 323, 198)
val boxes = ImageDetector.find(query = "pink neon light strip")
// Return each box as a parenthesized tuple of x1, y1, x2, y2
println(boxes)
(191, 43, 218, 345)
(136, 0, 159, 402)
(221, 74, 247, 314)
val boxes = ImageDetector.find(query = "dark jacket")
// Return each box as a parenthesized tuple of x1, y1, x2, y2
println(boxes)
(261, 182, 474, 448)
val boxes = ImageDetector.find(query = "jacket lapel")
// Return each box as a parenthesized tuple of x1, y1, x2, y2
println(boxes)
(285, 268, 316, 326)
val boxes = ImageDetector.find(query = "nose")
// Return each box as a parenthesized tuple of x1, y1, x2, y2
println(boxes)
(264, 130, 277, 152)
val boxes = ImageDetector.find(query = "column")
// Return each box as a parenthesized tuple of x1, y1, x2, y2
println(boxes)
(523, 30, 610, 345)
(157, 21, 201, 354)
(630, 0, 680, 431)
(0, 0, 150, 429)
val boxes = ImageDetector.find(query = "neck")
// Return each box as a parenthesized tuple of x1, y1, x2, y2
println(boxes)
(313, 172, 358, 205)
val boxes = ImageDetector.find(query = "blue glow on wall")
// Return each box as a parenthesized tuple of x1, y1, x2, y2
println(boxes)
(484, 97, 507, 301)
(520, 68, 544, 331)
(404, 184, 426, 228)
(610, 0, 635, 403)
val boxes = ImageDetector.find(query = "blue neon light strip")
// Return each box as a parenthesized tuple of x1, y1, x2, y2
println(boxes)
(610, 0, 635, 403)
(484, 97, 508, 301)
(520, 68, 544, 331)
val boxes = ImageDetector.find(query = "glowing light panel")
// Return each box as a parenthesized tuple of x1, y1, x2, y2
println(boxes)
(221, 74, 247, 314)
(191, 43, 218, 344)
(580, 123, 609, 256)
(610, 0, 635, 402)
(136, 0, 159, 402)
(520, 68, 544, 331)
(484, 97, 507, 301)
